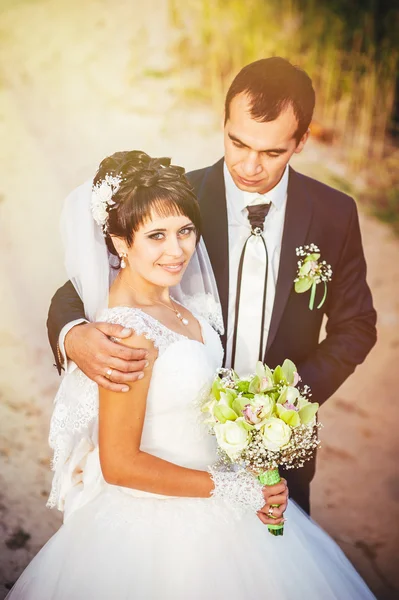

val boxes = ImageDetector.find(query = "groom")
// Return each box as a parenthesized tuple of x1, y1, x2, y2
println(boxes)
(47, 57, 377, 514)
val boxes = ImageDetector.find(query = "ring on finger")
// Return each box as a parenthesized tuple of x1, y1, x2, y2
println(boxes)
(105, 368, 113, 380)
(267, 506, 275, 518)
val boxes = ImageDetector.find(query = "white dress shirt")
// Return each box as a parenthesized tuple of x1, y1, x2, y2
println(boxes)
(59, 318, 86, 374)
(224, 162, 289, 369)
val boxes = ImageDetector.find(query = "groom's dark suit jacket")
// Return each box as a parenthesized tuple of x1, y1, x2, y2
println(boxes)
(47, 159, 377, 514)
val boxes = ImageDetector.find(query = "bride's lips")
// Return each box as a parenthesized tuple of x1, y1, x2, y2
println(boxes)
(158, 262, 185, 274)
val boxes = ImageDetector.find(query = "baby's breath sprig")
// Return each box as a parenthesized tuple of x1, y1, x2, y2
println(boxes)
(214, 424, 321, 473)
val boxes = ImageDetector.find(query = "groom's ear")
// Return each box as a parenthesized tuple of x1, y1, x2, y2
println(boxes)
(293, 129, 310, 155)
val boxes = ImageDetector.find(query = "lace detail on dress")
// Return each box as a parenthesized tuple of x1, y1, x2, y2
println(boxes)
(177, 293, 224, 335)
(47, 369, 98, 509)
(98, 306, 189, 356)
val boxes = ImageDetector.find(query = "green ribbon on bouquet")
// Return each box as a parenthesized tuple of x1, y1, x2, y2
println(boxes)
(258, 468, 284, 536)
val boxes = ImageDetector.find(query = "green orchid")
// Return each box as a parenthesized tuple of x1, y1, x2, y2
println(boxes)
(212, 390, 240, 423)
(247, 362, 276, 393)
(213, 404, 238, 423)
(273, 365, 286, 385)
(275, 404, 301, 427)
(281, 359, 298, 386)
(298, 402, 319, 425)
(211, 377, 225, 400)
(231, 395, 249, 417)
(277, 386, 300, 405)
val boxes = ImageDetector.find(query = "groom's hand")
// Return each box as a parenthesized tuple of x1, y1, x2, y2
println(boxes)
(257, 478, 288, 526)
(64, 322, 149, 392)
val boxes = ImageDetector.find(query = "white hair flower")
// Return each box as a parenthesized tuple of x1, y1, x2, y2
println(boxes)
(91, 173, 123, 231)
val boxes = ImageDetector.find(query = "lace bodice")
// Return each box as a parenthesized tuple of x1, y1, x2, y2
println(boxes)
(47, 298, 224, 514)
(97, 306, 200, 357)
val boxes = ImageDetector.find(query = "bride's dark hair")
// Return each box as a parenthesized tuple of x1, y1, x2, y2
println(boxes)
(93, 150, 202, 264)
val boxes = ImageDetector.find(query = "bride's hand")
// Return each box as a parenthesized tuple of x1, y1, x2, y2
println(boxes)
(257, 478, 288, 526)
(65, 322, 149, 392)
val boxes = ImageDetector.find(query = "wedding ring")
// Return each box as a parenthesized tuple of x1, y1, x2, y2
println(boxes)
(267, 506, 274, 518)
(105, 368, 113, 380)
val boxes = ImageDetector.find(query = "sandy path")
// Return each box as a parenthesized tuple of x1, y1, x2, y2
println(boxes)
(0, 1, 398, 598)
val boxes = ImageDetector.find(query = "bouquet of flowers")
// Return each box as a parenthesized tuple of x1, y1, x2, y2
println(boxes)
(202, 359, 321, 536)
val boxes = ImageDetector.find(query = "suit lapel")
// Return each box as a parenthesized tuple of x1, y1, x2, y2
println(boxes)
(266, 167, 313, 353)
(197, 159, 229, 348)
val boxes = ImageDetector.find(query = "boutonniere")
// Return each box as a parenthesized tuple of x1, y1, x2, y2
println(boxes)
(294, 244, 332, 310)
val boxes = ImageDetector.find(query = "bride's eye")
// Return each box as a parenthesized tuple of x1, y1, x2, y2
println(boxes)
(148, 232, 165, 241)
(179, 226, 195, 236)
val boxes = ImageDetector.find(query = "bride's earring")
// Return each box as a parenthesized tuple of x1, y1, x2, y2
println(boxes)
(120, 252, 128, 269)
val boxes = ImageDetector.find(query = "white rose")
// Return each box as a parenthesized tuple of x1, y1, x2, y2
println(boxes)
(96, 181, 113, 203)
(261, 418, 291, 451)
(91, 190, 110, 225)
(97, 203, 109, 224)
(91, 202, 108, 226)
(214, 419, 250, 460)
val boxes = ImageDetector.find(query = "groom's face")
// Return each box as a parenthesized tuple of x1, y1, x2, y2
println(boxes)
(224, 93, 308, 195)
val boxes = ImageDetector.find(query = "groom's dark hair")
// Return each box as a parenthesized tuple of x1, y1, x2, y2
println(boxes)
(224, 57, 315, 144)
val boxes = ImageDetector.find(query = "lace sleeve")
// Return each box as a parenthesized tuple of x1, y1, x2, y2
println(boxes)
(47, 369, 98, 510)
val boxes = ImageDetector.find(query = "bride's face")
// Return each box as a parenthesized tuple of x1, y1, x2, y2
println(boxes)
(117, 212, 197, 288)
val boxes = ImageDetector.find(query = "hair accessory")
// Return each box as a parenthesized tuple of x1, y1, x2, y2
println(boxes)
(91, 173, 123, 232)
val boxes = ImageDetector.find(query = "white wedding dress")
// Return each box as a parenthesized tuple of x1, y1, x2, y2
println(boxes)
(8, 303, 375, 600)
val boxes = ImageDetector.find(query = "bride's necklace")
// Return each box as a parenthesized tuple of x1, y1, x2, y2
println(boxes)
(123, 279, 189, 326)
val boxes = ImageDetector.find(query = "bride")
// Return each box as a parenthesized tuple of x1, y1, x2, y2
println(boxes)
(8, 151, 375, 599)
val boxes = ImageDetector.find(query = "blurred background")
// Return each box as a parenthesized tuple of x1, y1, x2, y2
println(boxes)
(0, 0, 398, 598)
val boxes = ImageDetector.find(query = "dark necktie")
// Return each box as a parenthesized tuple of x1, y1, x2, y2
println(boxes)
(247, 203, 272, 232)
(231, 202, 271, 372)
